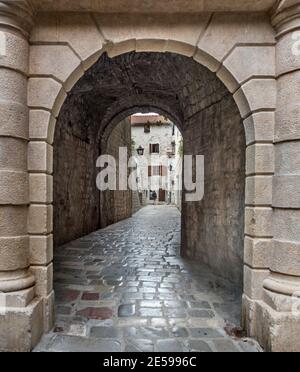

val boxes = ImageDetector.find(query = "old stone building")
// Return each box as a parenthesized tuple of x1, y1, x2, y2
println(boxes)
(0, 0, 300, 352)
(131, 113, 183, 206)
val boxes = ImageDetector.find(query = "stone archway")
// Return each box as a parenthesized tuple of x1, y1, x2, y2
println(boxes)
(27, 33, 276, 348)
(29, 22, 275, 348)
(6, 2, 300, 352)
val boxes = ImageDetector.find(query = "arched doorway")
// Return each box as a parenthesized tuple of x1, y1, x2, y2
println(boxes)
(34, 51, 251, 352)
(1, 2, 286, 352)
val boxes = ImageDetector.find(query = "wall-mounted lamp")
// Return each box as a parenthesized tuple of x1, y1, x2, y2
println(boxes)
(137, 146, 145, 156)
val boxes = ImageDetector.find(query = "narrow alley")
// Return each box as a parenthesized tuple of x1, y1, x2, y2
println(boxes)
(35, 206, 260, 352)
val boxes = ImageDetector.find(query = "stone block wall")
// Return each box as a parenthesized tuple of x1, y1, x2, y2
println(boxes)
(182, 82, 246, 289)
(53, 95, 101, 247)
(53, 100, 133, 246)
(100, 118, 133, 228)
(132, 190, 142, 214)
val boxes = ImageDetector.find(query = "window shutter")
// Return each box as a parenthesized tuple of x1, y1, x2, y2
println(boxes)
(148, 166, 152, 177)
(160, 166, 167, 176)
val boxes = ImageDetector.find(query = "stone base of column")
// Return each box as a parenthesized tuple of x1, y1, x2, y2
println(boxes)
(43, 290, 55, 333)
(242, 294, 258, 337)
(0, 289, 44, 352)
(243, 292, 300, 352)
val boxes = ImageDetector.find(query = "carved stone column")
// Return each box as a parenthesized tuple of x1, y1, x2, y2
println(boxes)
(254, 3, 300, 352)
(0, 1, 43, 352)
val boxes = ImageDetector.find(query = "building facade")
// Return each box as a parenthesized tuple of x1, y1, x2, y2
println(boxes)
(131, 114, 183, 207)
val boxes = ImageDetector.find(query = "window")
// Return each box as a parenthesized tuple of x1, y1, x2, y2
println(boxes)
(161, 166, 167, 176)
(144, 124, 151, 133)
(153, 166, 161, 176)
(149, 144, 160, 154)
(148, 165, 167, 177)
(171, 141, 176, 155)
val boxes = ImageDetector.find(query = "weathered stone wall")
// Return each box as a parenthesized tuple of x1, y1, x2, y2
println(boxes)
(53, 103, 133, 245)
(182, 85, 246, 289)
(100, 118, 133, 228)
(132, 190, 142, 214)
(53, 95, 101, 247)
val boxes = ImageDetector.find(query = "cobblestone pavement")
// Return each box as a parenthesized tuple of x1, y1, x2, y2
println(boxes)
(35, 206, 261, 352)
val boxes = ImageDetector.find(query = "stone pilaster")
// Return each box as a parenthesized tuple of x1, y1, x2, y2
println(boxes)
(254, 3, 300, 352)
(0, 1, 43, 352)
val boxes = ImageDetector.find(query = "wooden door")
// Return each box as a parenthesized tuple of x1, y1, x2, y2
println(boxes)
(159, 188, 166, 202)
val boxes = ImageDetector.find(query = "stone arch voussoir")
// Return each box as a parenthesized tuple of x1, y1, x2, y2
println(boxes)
(28, 39, 276, 146)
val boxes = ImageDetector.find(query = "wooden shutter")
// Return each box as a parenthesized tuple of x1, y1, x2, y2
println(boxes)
(148, 166, 152, 177)
(160, 166, 167, 176)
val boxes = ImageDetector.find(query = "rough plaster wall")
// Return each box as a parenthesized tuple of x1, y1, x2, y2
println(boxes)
(53, 95, 101, 247)
(182, 92, 246, 288)
(100, 117, 133, 228)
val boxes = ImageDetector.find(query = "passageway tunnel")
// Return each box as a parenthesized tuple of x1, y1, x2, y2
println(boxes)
(53, 51, 246, 291)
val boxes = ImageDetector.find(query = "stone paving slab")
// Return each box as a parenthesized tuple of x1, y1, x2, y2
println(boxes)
(35, 206, 262, 353)
(35, 334, 122, 353)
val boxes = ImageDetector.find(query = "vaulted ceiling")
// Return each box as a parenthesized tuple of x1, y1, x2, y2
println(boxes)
(62, 52, 228, 139)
